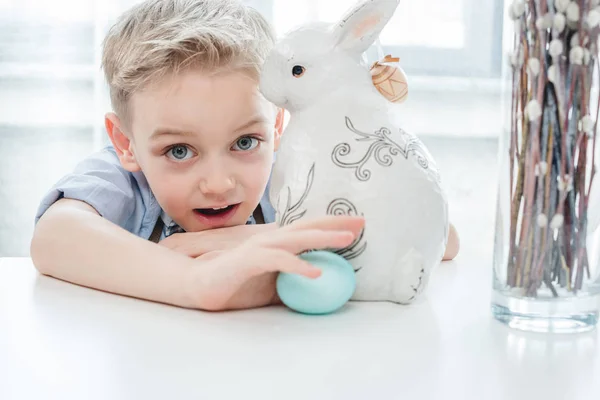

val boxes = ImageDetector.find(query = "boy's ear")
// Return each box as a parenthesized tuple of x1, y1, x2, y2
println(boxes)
(273, 108, 285, 151)
(333, 0, 400, 55)
(105, 113, 141, 172)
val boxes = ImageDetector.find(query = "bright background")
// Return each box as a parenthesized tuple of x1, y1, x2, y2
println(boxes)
(0, 0, 505, 256)
(0, 0, 505, 139)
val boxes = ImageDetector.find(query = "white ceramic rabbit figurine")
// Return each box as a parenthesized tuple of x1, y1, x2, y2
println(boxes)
(259, 0, 448, 303)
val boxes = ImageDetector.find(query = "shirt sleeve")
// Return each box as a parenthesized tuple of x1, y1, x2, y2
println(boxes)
(34, 146, 138, 231)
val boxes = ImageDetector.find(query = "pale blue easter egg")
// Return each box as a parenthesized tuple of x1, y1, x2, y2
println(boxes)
(276, 251, 356, 315)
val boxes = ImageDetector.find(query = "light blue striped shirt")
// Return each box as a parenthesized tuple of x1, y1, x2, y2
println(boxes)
(34, 145, 276, 240)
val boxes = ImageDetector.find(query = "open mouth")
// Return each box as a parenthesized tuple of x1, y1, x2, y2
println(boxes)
(192, 203, 240, 227)
(194, 204, 236, 216)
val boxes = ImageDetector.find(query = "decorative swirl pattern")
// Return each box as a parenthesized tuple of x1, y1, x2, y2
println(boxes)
(326, 198, 359, 216)
(327, 198, 367, 264)
(332, 143, 372, 181)
(331, 117, 430, 182)
(406, 136, 430, 169)
(280, 163, 315, 227)
(408, 268, 426, 302)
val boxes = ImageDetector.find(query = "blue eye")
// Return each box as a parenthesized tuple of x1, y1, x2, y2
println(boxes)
(232, 136, 259, 151)
(166, 145, 193, 161)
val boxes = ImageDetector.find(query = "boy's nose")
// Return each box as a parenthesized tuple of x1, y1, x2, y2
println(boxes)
(199, 175, 236, 195)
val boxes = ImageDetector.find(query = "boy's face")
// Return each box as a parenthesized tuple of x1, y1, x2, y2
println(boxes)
(106, 70, 282, 232)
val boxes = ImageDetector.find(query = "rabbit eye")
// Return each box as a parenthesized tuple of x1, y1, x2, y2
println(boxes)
(292, 65, 305, 77)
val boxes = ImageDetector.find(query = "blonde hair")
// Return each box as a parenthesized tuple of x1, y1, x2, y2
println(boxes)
(102, 0, 274, 124)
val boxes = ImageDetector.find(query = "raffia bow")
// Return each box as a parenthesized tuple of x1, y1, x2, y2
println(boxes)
(371, 54, 400, 69)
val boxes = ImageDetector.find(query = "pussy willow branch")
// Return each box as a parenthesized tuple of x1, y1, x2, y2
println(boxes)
(588, 55, 600, 198)
(504, 0, 598, 296)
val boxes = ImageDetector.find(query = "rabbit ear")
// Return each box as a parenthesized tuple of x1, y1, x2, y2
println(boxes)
(332, 0, 400, 55)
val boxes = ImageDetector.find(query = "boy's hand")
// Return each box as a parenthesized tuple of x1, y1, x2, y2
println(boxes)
(183, 215, 365, 311)
(159, 223, 276, 257)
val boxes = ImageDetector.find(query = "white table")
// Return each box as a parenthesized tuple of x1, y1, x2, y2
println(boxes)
(1, 257, 599, 400)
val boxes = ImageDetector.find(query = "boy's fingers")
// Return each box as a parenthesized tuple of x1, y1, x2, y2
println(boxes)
(256, 229, 356, 254)
(254, 249, 322, 279)
(195, 250, 224, 261)
(282, 215, 365, 238)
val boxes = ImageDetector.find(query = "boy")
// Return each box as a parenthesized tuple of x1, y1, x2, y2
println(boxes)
(31, 0, 459, 312)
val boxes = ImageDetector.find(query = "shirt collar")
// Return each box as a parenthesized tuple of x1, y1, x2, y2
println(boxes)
(160, 210, 185, 237)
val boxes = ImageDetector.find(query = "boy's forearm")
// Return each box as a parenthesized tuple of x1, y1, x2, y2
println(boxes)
(159, 222, 277, 257)
(31, 199, 197, 308)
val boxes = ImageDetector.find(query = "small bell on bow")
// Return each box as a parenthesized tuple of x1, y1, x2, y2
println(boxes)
(370, 54, 408, 104)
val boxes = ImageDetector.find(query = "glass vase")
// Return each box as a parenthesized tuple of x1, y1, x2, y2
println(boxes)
(492, 0, 600, 333)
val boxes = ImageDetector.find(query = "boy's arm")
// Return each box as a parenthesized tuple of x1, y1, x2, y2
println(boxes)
(159, 223, 277, 257)
(31, 199, 365, 311)
(31, 198, 198, 308)
(163, 221, 461, 261)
